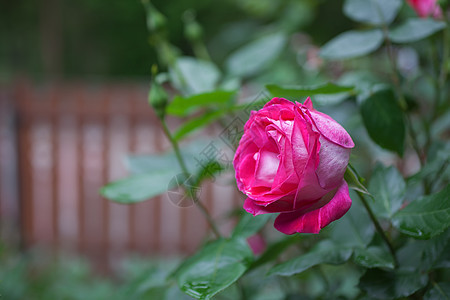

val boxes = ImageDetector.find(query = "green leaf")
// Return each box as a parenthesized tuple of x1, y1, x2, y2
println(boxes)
(268, 240, 352, 276)
(312, 93, 353, 106)
(192, 160, 225, 187)
(408, 145, 450, 189)
(249, 235, 300, 270)
(100, 170, 175, 204)
(170, 57, 221, 95)
(330, 197, 375, 248)
(424, 282, 450, 300)
(103, 139, 222, 203)
(320, 29, 384, 60)
(119, 266, 172, 300)
(396, 240, 426, 271)
(397, 229, 450, 272)
(359, 269, 428, 299)
(421, 229, 450, 270)
(344, 165, 370, 195)
(433, 243, 450, 269)
(173, 238, 253, 300)
(369, 165, 406, 219)
(389, 18, 446, 43)
(126, 138, 220, 175)
(360, 88, 406, 155)
(338, 70, 382, 92)
(226, 33, 287, 78)
(232, 213, 271, 239)
(343, 0, 402, 25)
(353, 246, 395, 269)
(167, 90, 236, 117)
(126, 153, 180, 175)
(392, 184, 450, 239)
(265, 82, 355, 101)
(173, 110, 226, 141)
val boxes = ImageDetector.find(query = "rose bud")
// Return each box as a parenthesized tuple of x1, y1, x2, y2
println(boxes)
(233, 98, 354, 235)
(246, 234, 266, 256)
(406, 0, 442, 19)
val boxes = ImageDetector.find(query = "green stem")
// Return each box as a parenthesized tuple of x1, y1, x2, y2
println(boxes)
(161, 120, 189, 173)
(382, 26, 407, 110)
(431, 37, 441, 124)
(432, 280, 450, 300)
(405, 114, 425, 167)
(382, 25, 425, 166)
(427, 22, 449, 153)
(237, 279, 247, 300)
(428, 160, 449, 193)
(192, 40, 212, 62)
(438, 19, 449, 99)
(161, 120, 222, 238)
(356, 191, 399, 268)
(316, 265, 330, 293)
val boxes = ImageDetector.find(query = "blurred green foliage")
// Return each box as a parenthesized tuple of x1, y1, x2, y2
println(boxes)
(0, 0, 354, 79)
(0, 243, 184, 300)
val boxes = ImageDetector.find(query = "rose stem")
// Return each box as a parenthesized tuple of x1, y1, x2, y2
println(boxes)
(381, 22, 425, 168)
(160, 119, 222, 238)
(429, 16, 450, 151)
(438, 15, 449, 107)
(431, 280, 449, 299)
(356, 191, 399, 268)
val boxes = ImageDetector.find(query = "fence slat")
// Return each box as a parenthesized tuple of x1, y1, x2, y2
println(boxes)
(30, 88, 54, 245)
(8, 82, 242, 268)
(57, 90, 79, 251)
(0, 87, 20, 244)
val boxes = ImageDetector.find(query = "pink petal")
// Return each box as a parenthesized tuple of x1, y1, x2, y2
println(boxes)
(307, 109, 355, 149)
(263, 97, 294, 109)
(303, 97, 314, 110)
(238, 152, 257, 186)
(254, 150, 280, 187)
(274, 180, 352, 234)
(292, 133, 329, 206)
(291, 105, 320, 179)
(247, 234, 266, 255)
(315, 137, 351, 190)
(244, 196, 295, 215)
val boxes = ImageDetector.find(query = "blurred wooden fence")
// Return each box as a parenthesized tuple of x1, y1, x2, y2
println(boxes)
(0, 81, 240, 269)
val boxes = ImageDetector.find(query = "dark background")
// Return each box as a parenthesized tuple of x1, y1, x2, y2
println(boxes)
(0, 0, 352, 80)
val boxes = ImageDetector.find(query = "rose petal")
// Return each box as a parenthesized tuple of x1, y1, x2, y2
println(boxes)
(237, 152, 258, 189)
(263, 97, 294, 109)
(291, 105, 320, 179)
(244, 196, 295, 215)
(272, 138, 297, 190)
(306, 108, 354, 149)
(290, 105, 328, 207)
(303, 97, 314, 110)
(292, 132, 329, 207)
(254, 150, 280, 187)
(315, 137, 351, 189)
(274, 180, 352, 234)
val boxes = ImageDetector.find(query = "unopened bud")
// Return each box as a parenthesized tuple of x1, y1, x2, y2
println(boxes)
(143, 1, 167, 34)
(183, 10, 203, 41)
(148, 69, 168, 119)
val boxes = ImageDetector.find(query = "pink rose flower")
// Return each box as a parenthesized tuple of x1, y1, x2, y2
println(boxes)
(233, 97, 354, 235)
(407, 0, 442, 18)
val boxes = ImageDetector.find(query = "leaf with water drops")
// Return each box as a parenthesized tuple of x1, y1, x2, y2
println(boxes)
(173, 238, 253, 300)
